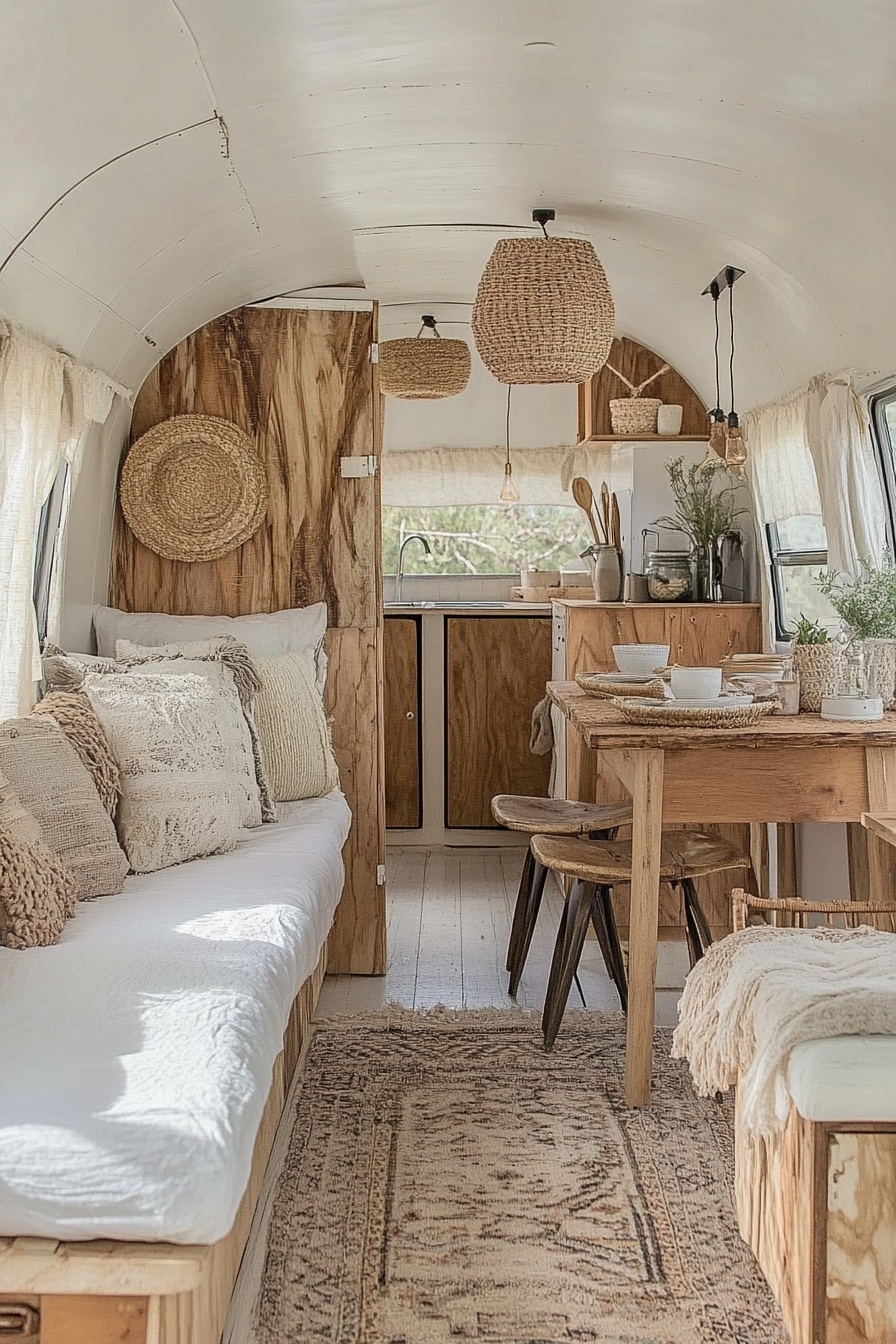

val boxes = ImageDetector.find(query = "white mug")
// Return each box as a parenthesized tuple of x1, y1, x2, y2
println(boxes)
(670, 666, 723, 699)
(657, 404, 683, 435)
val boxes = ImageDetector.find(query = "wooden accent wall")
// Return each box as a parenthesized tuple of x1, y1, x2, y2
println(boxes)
(578, 336, 708, 440)
(109, 305, 384, 974)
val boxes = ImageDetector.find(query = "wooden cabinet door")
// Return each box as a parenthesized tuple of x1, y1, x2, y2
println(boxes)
(666, 605, 763, 665)
(565, 604, 667, 673)
(384, 618, 421, 828)
(446, 617, 552, 828)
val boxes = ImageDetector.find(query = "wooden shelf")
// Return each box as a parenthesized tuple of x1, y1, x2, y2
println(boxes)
(580, 434, 709, 443)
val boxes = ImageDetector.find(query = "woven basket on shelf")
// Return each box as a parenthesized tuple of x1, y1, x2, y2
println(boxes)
(792, 642, 843, 712)
(379, 320, 471, 399)
(609, 397, 662, 435)
(120, 415, 268, 563)
(611, 697, 777, 729)
(472, 237, 614, 385)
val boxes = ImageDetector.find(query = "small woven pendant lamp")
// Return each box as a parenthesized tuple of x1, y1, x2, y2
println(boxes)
(379, 316, 472, 399)
(472, 209, 615, 384)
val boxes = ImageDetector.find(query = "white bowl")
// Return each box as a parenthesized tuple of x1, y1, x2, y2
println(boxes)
(613, 643, 670, 676)
(670, 666, 723, 700)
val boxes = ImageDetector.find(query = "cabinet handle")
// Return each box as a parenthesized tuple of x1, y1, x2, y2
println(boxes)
(405, 711, 415, 720)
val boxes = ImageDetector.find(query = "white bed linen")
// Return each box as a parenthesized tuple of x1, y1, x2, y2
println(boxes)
(788, 1036, 896, 1122)
(0, 791, 350, 1244)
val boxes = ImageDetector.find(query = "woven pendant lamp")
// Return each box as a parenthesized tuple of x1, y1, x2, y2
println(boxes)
(379, 316, 472, 399)
(472, 210, 615, 384)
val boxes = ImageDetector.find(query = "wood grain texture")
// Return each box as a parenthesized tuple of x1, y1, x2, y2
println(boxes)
(666, 604, 763, 665)
(110, 305, 384, 975)
(383, 618, 421, 828)
(622, 748, 664, 1107)
(41, 1295, 149, 1343)
(827, 1130, 896, 1343)
(446, 617, 552, 828)
(578, 336, 708, 440)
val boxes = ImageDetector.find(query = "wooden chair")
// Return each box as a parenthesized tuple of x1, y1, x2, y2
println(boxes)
(490, 794, 633, 997)
(532, 830, 750, 1049)
(732, 887, 896, 933)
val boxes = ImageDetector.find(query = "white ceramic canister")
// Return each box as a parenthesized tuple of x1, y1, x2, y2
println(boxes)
(590, 545, 622, 602)
(657, 404, 683, 435)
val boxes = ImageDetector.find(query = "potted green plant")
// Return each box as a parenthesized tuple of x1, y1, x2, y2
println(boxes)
(788, 613, 842, 711)
(654, 458, 747, 601)
(816, 562, 896, 705)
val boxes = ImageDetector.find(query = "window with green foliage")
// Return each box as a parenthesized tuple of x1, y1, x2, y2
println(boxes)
(382, 505, 591, 575)
(766, 515, 838, 638)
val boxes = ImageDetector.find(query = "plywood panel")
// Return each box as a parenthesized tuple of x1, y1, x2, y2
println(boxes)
(110, 305, 384, 975)
(579, 336, 707, 440)
(383, 617, 421, 828)
(827, 1131, 896, 1344)
(41, 1295, 149, 1343)
(446, 617, 552, 828)
(666, 604, 763, 665)
(565, 604, 667, 673)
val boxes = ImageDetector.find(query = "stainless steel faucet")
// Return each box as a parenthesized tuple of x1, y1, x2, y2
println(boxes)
(396, 533, 432, 603)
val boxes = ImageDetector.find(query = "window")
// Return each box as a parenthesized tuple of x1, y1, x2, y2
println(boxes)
(382, 504, 591, 575)
(870, 387, 896, 552)
(31, 463, 69, 648)
(766, 515, 838, 639)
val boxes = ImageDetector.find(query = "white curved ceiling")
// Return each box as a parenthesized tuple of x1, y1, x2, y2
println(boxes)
(2, 0, 895, 408)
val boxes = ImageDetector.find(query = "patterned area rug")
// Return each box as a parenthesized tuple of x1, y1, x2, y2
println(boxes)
(252, 1009, 786, 1344)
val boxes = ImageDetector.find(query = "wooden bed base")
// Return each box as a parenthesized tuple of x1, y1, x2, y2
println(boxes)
(0, 942, 329, 1344)
(735, 1096, 896, 1344)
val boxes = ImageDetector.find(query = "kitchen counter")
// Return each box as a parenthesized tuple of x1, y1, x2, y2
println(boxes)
(383, 601, 551, 613)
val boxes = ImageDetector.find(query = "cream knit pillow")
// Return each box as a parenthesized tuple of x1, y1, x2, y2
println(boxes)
(82, 672, 248, 872)
(252, 653, 340, 802)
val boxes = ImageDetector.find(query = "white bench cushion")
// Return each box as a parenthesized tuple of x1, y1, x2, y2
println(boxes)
(0, 792, 350, 1243)
(788, 1036, 896, 1123)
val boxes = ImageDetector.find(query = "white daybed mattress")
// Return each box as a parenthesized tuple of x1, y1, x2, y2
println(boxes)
(787, 1036, 896, 1122)
(0, 791, 351, 1244)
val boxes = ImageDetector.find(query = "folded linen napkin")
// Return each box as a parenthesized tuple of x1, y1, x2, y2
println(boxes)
(672, 924, 896, 1134)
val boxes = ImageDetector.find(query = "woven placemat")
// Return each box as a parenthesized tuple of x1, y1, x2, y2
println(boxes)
(611, 697, 777, 728)
(120, 414, 268, 563)
(576, 673, 665, 700)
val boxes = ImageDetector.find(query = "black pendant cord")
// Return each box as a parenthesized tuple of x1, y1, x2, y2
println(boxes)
(714, 290, 722, 413)
(505, 383, 512, 467)
(728, 282, 736, 418)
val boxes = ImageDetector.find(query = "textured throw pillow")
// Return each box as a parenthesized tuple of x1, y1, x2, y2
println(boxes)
(252, 652, 340, 802)
(115, 637, 272, 824)
(30, 691, 121, 817)
(0, 719, 129, 899)
(0, 771, 44, 847)
(93, 603, 329, 692)
(82, 672, 249, 873)
(42, 645, 118, 692)
(0, 832, 78, 949)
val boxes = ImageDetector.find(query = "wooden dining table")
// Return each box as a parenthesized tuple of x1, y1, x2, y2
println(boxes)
(547, 681, 896, 1106)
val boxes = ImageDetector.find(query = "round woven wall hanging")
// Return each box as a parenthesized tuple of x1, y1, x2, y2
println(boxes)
(120, 414, 268, 563)
(379, 316, 472, 399)
(472, 235, 615, 384)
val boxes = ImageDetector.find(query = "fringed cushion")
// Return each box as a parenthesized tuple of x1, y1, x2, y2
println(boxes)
(30, 691, 121, 817)
(252, 652, 340, 802)
(0, 719, 128, 900)
(0, 832, 78, 948)
(0, 771, 44, 847)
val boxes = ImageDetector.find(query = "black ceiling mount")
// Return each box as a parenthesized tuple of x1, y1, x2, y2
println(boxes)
(532, 208, 556, 227)
(701, 264, 745, 296)
(421, 314, 437, 328)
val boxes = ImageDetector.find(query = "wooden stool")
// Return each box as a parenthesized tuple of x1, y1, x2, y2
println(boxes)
(490, 794, 633, 997)
(531, 829, 750, 1049)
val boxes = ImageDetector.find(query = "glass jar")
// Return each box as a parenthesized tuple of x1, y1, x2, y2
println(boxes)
(645, 550, 692, 602)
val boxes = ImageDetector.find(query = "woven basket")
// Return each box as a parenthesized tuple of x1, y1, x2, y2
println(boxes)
(792, 642, 843, 712)
(609, 397, 662, 435)
(379, 335, 471, 399)
(472, 237, 615, 384)
(611, 697, 777, 729)
(120, 415, 268, 564)
(576, 673, 665, 700)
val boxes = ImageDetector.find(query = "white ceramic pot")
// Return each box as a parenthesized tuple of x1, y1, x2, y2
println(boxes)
(657, 404, 683, 435)
(670, 666, 723, 699)
(613, 643, 670, 675)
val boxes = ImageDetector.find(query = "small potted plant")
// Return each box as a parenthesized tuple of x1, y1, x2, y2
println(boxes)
(654, 458, 747, 601)
(816, 562, 896, 706)
(789, 614, 842, 711)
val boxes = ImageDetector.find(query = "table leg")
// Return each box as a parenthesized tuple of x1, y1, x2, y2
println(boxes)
(865, 747, 896, 922)
(624, 749, 665, 1107)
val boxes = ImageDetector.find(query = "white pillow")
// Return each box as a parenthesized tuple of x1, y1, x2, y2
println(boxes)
(93, 605, 328, 691)
(252, 653, 341, 802)
(82, 672, 249, 873)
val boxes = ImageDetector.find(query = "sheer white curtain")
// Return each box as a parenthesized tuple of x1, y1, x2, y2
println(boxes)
(806, 372, 888, 574)
(0, 318, 128, 717)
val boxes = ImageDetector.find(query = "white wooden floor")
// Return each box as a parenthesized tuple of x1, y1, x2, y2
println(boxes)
(318, 846, 686, 1025)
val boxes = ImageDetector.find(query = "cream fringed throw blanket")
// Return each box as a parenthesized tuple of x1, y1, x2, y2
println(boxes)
(672, 925, 896, 1135)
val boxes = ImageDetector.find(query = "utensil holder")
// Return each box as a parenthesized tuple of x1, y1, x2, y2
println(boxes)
(588, 545, 622, 602)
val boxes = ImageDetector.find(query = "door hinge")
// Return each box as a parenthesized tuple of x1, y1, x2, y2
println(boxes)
(340, 455, 378, 478)
(369, 342, 379, 364)
(376, 863, 387, 886)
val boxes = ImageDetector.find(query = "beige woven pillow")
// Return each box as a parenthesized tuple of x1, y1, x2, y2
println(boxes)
(0, 719, 128, 900)
(252, 652, 340, 802)
(30, 691, 121, 817)
(82, 672, 248, 873)
(0, 832, 78, 948)
(0, 771, 44, 847)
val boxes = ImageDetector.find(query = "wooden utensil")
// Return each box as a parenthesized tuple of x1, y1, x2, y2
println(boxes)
(600, 482, 611, 544)
(571, 476, 605, 545)
(610, 492, 622, 552)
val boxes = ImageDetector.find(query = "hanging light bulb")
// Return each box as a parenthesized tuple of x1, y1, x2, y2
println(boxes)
(723, 269, 748, 480)
(499, 385, 520, 501)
